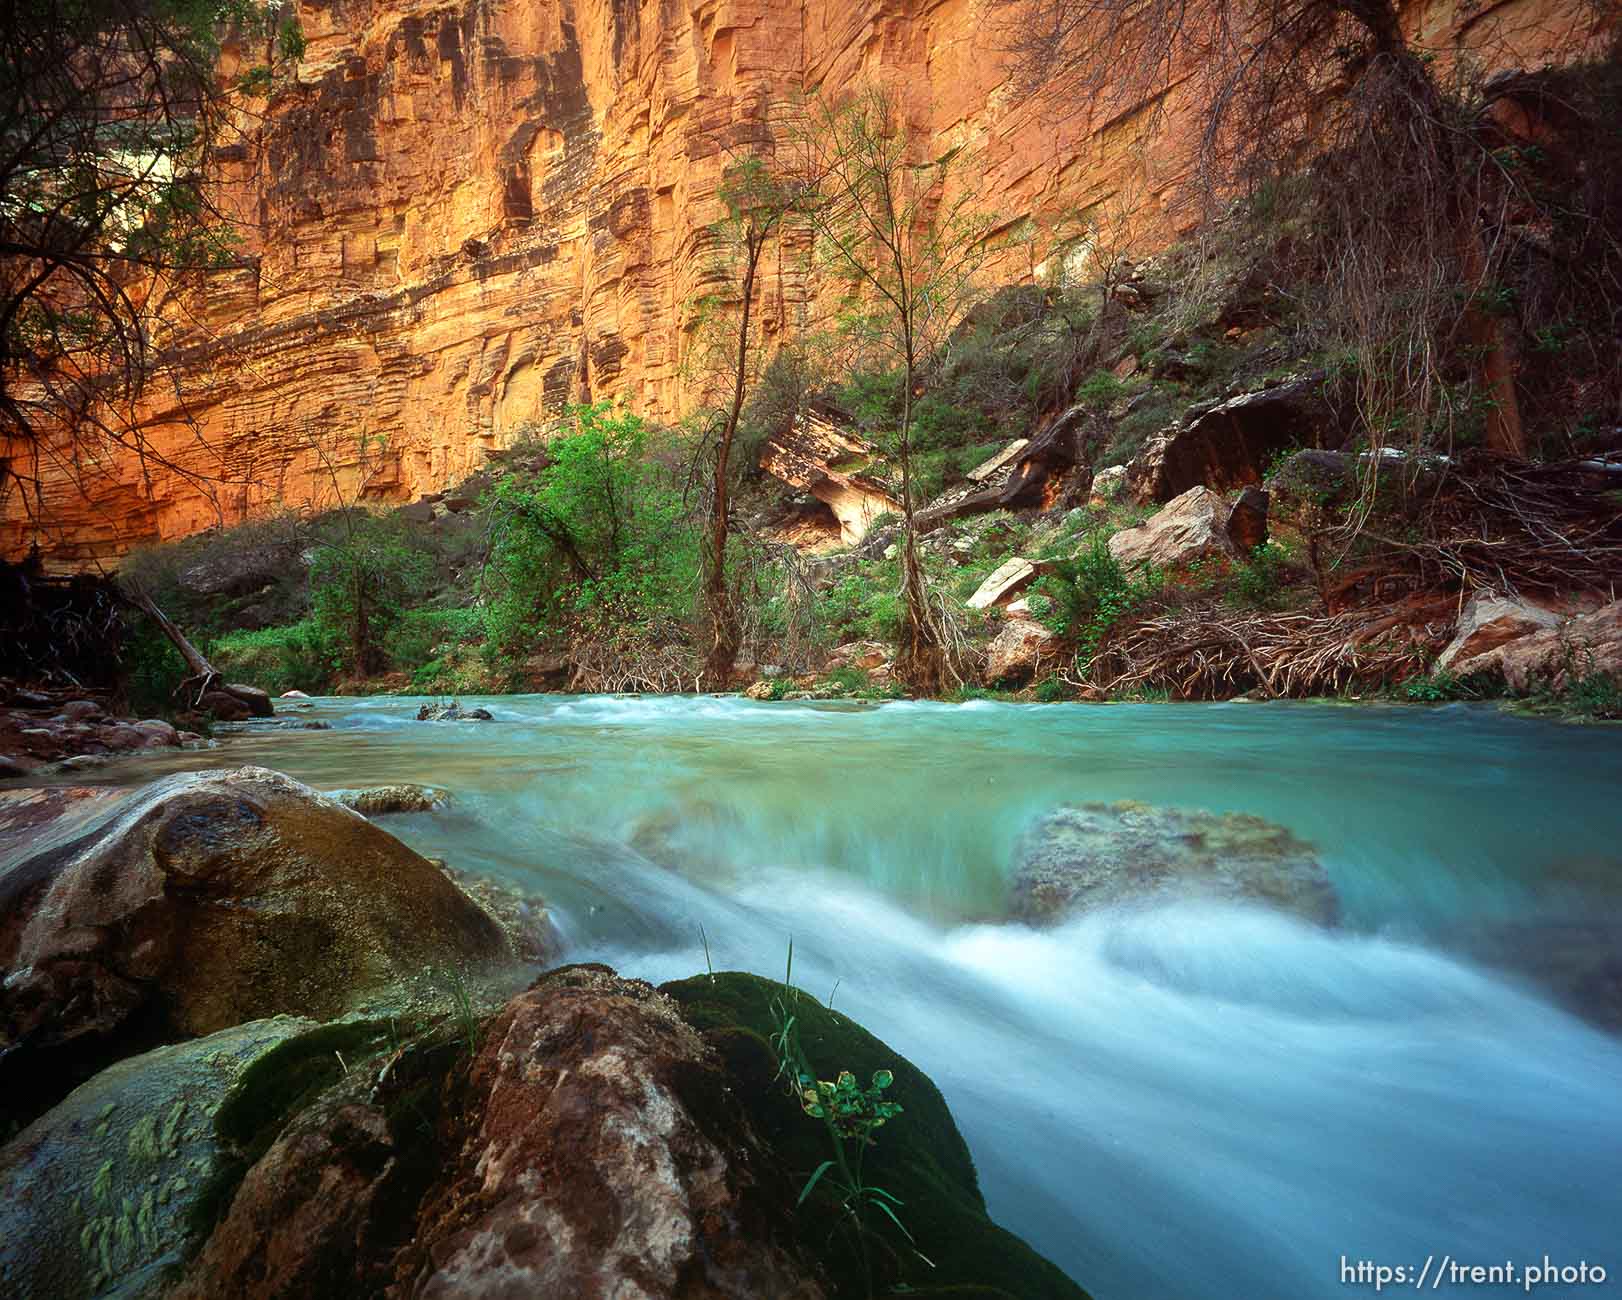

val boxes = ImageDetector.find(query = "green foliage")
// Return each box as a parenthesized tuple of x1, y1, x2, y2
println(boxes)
(1033, 675, 1071, 703)
(1230, 541, 1292, 610)
(664, 971, 1087, 1299)
(483, 404, 700, 651)
(817, 563, 903, 644)
(120, 622, 190, 721)
(385, 607, 483, 674)
(1550, 671, 1622, 722)
(1034, 533, 1162, 660)
(1075, 369, 1128, 410)
(309, 515, 432, 676)
(211, 620, 335, 696)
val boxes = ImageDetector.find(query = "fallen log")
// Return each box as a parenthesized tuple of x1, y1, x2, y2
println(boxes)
(124, 583, 273, 717)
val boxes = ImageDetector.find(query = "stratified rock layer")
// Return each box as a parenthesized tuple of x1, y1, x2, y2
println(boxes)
(4, 0, 1596, 565)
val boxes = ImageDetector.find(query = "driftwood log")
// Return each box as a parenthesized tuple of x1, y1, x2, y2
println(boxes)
(124, 584, 273, 718)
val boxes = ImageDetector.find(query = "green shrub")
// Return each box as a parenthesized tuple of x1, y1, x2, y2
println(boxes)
(1033, 533, 1162, 660)
(817, 565, 902, 643)
(1231, 541, 1292, 609)
(309, 513, 431, 676)
(212, 620, 335, 696)
(1075, 369, 1127, 410)
(483, 403, 700, 652)
(1032, 675, 1070, 702)
(1553, 671, 1622, 721)
(120, 621, 190, 720)
(386, 607, 484, 673)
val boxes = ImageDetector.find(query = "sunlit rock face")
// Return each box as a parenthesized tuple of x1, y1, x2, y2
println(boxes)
(1, 0, 1597, 566)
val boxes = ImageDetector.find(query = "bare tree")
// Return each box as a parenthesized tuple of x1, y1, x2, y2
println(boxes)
(790, 84, 995, 693)
(684, 156, 808, 690)
(0, 0, 299, 539)
(999, 0, 1611, 460)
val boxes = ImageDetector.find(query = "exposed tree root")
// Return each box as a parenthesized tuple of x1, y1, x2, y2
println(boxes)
(1080, 597, 1455, 700)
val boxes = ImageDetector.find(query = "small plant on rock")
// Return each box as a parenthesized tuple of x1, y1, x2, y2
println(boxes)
(768, 944, 929, 1296)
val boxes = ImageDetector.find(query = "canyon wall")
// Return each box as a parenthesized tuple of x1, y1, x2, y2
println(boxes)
(1, 0, 1603, 565)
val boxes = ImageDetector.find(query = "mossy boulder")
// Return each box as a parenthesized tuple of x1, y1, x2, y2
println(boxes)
(0, 766, 511, 1126)
(0, 1015, 312, 1300)
(664, 971, 1092, 1300)
(1010, 800, 1337, 926)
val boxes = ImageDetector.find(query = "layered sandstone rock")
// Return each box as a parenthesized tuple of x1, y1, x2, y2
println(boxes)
(2, 0, 1600, 566)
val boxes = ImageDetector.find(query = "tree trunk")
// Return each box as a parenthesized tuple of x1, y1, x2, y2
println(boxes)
(125, 583, 274, 716)
(893, 347, 947, 695)
(701, 229, 764, 692)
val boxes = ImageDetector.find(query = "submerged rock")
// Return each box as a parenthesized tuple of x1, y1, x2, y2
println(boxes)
(0, 1015, 312, 1298)
(415, 701, 494, 722)
(0, 766, 509, 1124)
(333, 783, 448, 815)
(1010, 800, 1337, 926)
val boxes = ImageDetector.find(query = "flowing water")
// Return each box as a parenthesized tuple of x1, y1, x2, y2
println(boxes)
(34, 696, 1622, 1297)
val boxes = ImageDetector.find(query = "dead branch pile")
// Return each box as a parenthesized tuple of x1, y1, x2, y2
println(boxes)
(565, 616, 698, 695)
(1083, 596, 1455, 699)
(0, 558, 125, 689)
(1367, 455, 1622, 596)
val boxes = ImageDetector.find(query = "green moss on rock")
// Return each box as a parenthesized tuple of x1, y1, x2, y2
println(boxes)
(664, 972, 1090, 1300)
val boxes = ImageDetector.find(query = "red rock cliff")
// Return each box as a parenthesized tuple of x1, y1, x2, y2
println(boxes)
(1, 0, 1600, 564)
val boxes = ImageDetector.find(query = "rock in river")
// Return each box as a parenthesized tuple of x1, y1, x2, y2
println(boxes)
(177, 966, 827, 1300)
(0, 766, 509, 1124)
(0, 1016, 313, 1298)
(1011, 800, 1338, 926)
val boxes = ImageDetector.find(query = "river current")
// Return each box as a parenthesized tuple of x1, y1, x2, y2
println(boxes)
(36, 696, 1622, 1298)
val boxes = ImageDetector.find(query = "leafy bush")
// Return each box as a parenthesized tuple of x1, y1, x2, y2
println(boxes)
(309, 513, 431, 676)
(817, 565, 902, 643)
(1075, 369, 1128, 410)
(1034, 533, 1163, 660)
(483, 404, 700, 652)
(211, 620, 335, 696)
(1231, 541, 1293, 609)
(386, 607, 484, 673)
(120, 622, 190, 720)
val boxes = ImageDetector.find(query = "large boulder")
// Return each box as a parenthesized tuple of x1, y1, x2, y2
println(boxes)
(0, 766, 509, 1123)
(985, 619, 1058, 685)
(1010, 800, 1338, 926)
(0, 1016, 312, 1297)
(1108, 486, 1238, 573)
(181, 966, 826, 1300)
(1126, 376, 1329, 503)
(1436, 593, 1564, 672)
(1448, 599, 1622, 690)
(967, 556, 1039, 610)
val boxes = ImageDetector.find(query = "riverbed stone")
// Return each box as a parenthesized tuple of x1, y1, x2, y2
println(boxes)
(180, 966, 827, 1300)
(1010, 800, 1338, 925)
(0, 1014, 312, 1297)
(415, 701, 494, 721)
(333, 783, 448, 815)
(1108, 486, 1239, 573)
(0, 766, 509, 1125)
